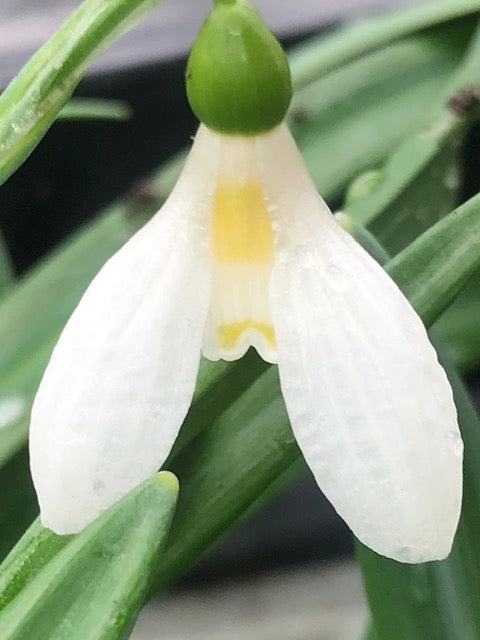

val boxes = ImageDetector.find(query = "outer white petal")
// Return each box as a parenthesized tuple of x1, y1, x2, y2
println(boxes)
(30, 125, 218, 534)
(257, 124, 463, 563)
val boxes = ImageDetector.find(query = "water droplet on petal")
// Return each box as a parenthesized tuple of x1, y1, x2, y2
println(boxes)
(326, 263, 351, 293)
(93, 479, 106, 496)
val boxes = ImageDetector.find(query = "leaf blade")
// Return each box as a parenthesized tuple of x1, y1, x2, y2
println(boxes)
(387, 192, 480, 326)
(0, 0, 163, 187)
(289, 0, 480, 88)
(0, 472, 178, 640)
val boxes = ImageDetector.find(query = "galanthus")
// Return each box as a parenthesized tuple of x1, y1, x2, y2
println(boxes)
(29, 0, 463, 563)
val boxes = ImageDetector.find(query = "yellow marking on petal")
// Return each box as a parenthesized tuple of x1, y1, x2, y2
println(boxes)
(218, 321, 276, 350)
(212, 182, 274, 263)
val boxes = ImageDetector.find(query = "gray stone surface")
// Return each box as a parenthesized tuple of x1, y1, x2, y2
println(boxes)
(132, 561, 367, 640)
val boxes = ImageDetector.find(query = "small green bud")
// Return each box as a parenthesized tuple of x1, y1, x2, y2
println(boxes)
(344, 169, 384, 207)
(186, 0, 292, 135)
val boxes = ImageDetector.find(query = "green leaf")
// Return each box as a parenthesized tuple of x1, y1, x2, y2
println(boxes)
(0, 0, 164, 187)
(291, 24, 470, 201)
(361, 140, 461, 255)
(363, 625, 378, 640)
(289, 0, 480, 88)
(0, 472, 178, 640)
(0, 450, 39, 572)
(434, 277, 480, 372)
(346, 20, 480, 250)
(58, 99, 132, 122)
(155, 363, 296, 589)
(386, 192, 480, 326)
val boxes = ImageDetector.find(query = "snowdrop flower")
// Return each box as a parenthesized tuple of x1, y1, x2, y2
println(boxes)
(30, 0, 463, 562)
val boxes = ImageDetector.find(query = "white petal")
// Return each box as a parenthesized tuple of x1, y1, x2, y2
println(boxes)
(203, 261, 277, 363)
(258, 125, 462, 563)
(201, 131, 277, 363)
(30, 125, 218, 534)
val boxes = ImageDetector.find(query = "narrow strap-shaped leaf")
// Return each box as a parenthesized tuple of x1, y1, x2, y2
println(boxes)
(289, 0, 480, 88)
(0, 0, 164, 187)
(387, 192, 480, 326)
(0, 520, 70, 611)
(155, 364, 295, 589)
(291, 23, 470, 202)
(363, 625, 378, 640)
(347, 20, 480, 235)
(0, 472, 178, 640)
(434, 279, 480, 373)
(58, 99, 132, 122)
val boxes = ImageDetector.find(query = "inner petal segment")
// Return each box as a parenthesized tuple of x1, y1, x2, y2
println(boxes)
(203, 147, 277, 363)
(212, 182, 273, 262)
(203, 260, 277, 363)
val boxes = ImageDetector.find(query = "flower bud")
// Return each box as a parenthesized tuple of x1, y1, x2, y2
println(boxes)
(186, 0, 292, 134)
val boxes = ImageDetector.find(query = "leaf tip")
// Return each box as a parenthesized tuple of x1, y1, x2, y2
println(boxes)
(157, 471, 179, 496)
